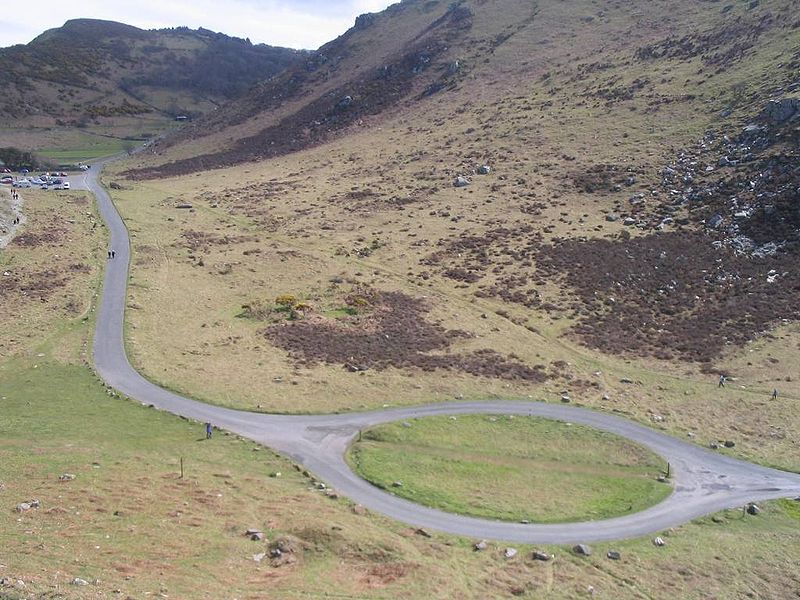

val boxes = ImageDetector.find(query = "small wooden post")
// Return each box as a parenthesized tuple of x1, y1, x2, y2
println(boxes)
(180, 457, 184, 479)
(358, 429, 362, 442)
(666, 462, 670, 478)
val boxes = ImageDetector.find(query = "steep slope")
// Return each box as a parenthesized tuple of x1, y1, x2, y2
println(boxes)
(0, 19, 304, 126)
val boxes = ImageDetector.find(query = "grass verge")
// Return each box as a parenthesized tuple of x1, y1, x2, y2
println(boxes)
(348, 415, 671, 523)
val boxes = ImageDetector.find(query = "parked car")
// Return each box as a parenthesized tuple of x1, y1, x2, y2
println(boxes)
(58, 171, 68, 177)
(40, 184, 49, 190)
(54, 181, 70, 190)
(1, 167, 11, 173)
(29, 177, 43, 185)
(1, 176, 12, 184)
(62, 181, 70, 189)
(13, 179, 31, 188)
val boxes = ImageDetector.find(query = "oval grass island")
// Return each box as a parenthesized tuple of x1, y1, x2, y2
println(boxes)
(347, 414, 672, 523)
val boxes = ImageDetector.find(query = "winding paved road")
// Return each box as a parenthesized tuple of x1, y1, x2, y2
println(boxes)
(84, 160, 800, 544)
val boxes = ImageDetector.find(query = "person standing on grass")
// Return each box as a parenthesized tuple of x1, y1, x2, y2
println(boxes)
(772, 389, 778, 400)
(719, 374, 725, 388)
(206, 422, 213, 439)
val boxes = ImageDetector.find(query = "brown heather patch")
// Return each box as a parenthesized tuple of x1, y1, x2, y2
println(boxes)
(11, 226, 66, 247)
(536, 231, 800, 364)
(264, 290, 545, 382)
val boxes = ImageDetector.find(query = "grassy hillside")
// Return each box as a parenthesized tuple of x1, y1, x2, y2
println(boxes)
(0, 19, 304, 156)
(0, 172, 799, 600)
(103, 0, 800, 469)
(3, 0, 800, 597)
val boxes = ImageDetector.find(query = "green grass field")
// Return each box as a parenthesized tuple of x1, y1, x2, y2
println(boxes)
(349, 415, 672, 523)
(37, 138, 131, 163)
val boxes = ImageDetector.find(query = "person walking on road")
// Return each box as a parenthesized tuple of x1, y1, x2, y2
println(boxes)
(205, 422, 213, 439)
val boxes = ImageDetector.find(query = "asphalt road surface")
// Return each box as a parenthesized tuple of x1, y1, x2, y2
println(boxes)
(86, 160, 800, 544)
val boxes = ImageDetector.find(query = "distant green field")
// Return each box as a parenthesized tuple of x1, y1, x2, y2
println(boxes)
(37, 138, 131, 163)
(349, 415, 672, 523)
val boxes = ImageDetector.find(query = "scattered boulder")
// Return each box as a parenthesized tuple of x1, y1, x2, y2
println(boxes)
(175, 203, 193, 209)
(336, 95, 354, 110)
(605, 214, 620, 222)
(706, 214, 724, 229)
(59, 473, 76, 482)
(252, 552, 266, 562)
(474, 540, 488, 551)
(573, 544, 592, 556)
(747, 503, 761, 515)
(392, 481, 403, 488)
(759, 97, 800, 123)
(477, 165, 492, 175)
(71, 578, 89, 586)
(532, 550, 553, 561)
(415, 528, 432, 538)
(504, 547, 518, 559)
(453, 176, 470, 187)
(724, 440, 735, 448)
(653, 536, 666, 547)
(607, 550, 621, 560)
(14, 502, 31, 513)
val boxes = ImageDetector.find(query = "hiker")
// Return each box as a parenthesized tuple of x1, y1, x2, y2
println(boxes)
(111, 250, 116, 259)
(718, 374, 725, 388)
(205, 422, 213, 439)
(772, 389, 778, 400)
(107, 250, 111, 259)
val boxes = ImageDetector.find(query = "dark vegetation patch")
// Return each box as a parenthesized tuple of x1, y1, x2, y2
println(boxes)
(580, 77, 650, 104)
(634, 13, 776, 68)
(571, 163, 640, 194)
(616, 102, 799, 246)
(125, 5, 474, 179)
(538, 100, 800, 363)
(423, 225, 544, 308)
(536, 231, 800, 363)
(0, 268, 70, 301)
(11, 227, 65, 247)
(264, 289, 545, 382)
(179, 229, 256, 252)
